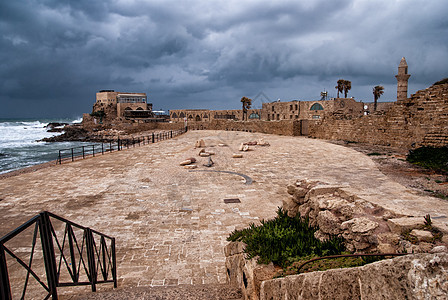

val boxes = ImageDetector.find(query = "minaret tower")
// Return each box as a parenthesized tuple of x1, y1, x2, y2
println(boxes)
(395, 57, 410, 101)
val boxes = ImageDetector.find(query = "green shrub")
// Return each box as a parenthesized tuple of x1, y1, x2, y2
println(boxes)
(227, 208, 345, 267)
(406, 146, 448, 174)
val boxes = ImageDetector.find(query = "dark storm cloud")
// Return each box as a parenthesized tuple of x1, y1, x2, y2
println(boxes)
(1, 0, 447, 117)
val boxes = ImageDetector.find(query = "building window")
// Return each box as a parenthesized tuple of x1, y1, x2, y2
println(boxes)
(312, 115, 321, 119)
(295, 104, 298, 110)
(277, 114, 280, 120)
(290, 115, 293, 119)
(310, 103, 324, 111)
(290, 105, 293, 111)
(272, 106, 275, 112)
(249, 113, 260, 119)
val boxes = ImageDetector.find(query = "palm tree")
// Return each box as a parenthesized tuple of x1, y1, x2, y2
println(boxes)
(343, 80, 351, 98)
(241, 96, 252, 121)
(335, 79, 344, 98)
(373, 85, 384, 111)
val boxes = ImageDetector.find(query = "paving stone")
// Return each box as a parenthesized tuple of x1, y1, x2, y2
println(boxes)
(1, 130, 448, 298)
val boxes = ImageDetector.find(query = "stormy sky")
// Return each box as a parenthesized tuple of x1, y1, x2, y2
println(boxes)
(1, 0, 447, 118)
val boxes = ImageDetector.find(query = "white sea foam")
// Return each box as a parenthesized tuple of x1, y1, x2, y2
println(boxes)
(0, 117, 88, 174)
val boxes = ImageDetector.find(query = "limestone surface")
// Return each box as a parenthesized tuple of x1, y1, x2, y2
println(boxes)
(1, 130, 448, 298)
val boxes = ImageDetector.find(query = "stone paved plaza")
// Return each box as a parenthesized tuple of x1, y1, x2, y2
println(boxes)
(1, 130, 447, 297)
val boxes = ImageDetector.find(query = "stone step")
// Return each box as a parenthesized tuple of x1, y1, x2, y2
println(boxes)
(68, 284, 243, 300)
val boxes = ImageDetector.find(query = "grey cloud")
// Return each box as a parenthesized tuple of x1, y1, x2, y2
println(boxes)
(1, 0, 447, 118)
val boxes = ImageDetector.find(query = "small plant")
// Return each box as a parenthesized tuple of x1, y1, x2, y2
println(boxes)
(227, 208, 345, 268)
(424, 214, 432, 227)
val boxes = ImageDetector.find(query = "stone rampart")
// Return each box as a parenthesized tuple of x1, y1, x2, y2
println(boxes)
(309, 83, 448, 148)
(186, 120, 301, 136)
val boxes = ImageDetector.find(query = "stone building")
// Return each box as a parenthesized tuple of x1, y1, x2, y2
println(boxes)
(93, 90, 153, 119)
(169, 108, 262, 123)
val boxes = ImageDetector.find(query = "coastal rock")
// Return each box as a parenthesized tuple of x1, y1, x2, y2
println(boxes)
(40, 126, 89, 142)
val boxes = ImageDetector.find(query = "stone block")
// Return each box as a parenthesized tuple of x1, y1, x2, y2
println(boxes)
(224, 242, 246, 257)
(410, 229, 433, 242)
(387, 217, 425, 234)
(317, 210, 341, 235)
(341, 217, 378, 233)
(260, 253, 448, 300)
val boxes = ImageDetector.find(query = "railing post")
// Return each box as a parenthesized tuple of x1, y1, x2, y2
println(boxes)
(92, 145, 95, 157)
(0, 243, 12, 300)
(170, 131, 173, 138)
(85, 228, 97, 292)
(117, 138, 120, 151)
(67, 225, 78, 283)
(82, 146, 85, 159)
(102, 143, 104, 155)
(71, 148, 74, 162)
(152, 133, 154, 143)
(111, 238, 117, 288)
(39, 212, 58, 299)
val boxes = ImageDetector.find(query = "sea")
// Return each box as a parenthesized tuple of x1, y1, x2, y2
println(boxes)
(0, 118, 96, 174)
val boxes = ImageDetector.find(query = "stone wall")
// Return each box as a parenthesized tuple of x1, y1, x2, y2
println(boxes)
(284, 180, 447, 254)
(186, 120, 302, 136)
(260, 253, 448, 300)
(309, 83, 448, 148)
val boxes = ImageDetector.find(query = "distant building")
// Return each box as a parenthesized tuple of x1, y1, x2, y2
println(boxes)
(93, 90, 153, 119)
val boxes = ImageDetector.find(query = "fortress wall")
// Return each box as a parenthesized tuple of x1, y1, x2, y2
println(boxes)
(185, 119, 301, 136)
(309, 83, 448, 148)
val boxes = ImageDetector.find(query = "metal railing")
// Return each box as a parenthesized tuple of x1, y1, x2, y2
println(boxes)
(0, 211, 117, 299)
(57, 128, 187, 164)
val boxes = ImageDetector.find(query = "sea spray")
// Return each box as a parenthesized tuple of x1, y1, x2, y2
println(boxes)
(0, 118, 91, 174)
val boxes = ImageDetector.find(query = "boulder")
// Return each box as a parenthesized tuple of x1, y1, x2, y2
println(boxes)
(199, 152, 211, 157)
(387, 217, 425, 234)
(341, 217, 378, 234)
(317, 211, 341, 235)
(410, 229, 433, 243)
(233, 154, 243, 158)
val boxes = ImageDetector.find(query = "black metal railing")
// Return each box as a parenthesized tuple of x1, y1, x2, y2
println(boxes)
(57, 128, 187, 164)
(0, 211, 117, 299)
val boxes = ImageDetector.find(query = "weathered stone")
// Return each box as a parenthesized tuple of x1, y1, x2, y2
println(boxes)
(195, 139, 206, 148)
(183, 164, 197, 169)
(180, 159, 192, 166)
(387, 217, 425, 234)
(224, 241, 245, 257)
(257, 139, 270, 146)
(260, 253, 448, 300)
(292, 187, 308, 203)
(286, 185, 296, 195)
(283, 198, 299, 218)
(199, 152, 211, 157)
(410, 229, 433, 242)
(232, 154, 243, 158)
(317, 210, 341, 235)
(431, 245, 448, 253)
(341, 217, 378, 233)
